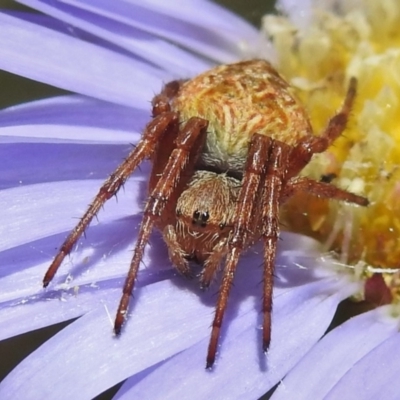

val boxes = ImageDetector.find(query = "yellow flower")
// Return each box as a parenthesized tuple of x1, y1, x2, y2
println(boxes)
(263, 0, 400, 298)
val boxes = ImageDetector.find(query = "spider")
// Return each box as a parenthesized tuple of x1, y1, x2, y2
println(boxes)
(43, 59, 368, 369)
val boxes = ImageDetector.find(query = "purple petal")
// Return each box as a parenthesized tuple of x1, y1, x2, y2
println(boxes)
(122, 0, 265, 58)
(0, 277, 242, 399)
(0, 178, 146, 275)
(1, 142, 141, 190)
(0, 177, 176, 340)
(326, 328, 400, 399)
(14, 1, 212, 75)
(1, 178, 361, 399)
(124, 0, 258, 35)
(0, 284, 119, 341)
(0, 96, 148, 144)
(0, 177, 145, 292)
(0, 264, 175, 340)
(57, 0, 258, 62)
(272, 306, 399, 399)
(117, 278, 351, 399)
(0, 12, 167, 106)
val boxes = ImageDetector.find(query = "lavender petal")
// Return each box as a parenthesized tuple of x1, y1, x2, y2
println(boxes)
(0, 12, 167, 106)
(272, 305, 399, 399)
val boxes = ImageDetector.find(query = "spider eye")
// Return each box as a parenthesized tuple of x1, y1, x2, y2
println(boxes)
(192, 210, 209, 227)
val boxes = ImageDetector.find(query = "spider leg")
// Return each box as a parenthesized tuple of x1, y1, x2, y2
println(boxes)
(287, 77, 357, 178)
(260, 141, 290, 352)
(282, 177, 369, 206)
(43, 111, 179, 287)
(152, 80, 185, 116)
(114, 117, 208, 334)
(206, 134, 272, 369)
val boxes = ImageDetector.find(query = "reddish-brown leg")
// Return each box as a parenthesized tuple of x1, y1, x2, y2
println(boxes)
(43, 81, 186, 287)
(287, 77, 357, 178)
(148, 81, 186, 193)
(281, 177, 369, 206)
(260, 141, 290, 352)
(151, 80, 184, 116)
(43, 112, 179, 287)
(206, 134, 272, 369)
(114, 117, 208, 334)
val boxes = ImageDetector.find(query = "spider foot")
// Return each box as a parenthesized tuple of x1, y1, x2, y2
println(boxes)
(205, 358, 215, 370)
(263, 341, 270, 354)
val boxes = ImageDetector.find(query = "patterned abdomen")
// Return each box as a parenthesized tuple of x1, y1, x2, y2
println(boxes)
(171, 60, 313, 173)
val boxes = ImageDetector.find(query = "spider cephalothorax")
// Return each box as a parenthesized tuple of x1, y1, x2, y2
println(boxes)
(43, 59, 368, 369)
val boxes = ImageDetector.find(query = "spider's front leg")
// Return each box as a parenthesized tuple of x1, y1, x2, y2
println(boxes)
(43, 112, 179, 287)
(114, 117, 208, 334)
(206, 134, 273, 369)
(43, 82, 184, 288)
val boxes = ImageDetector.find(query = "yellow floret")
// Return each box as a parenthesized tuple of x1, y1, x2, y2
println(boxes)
(263, 1, 400, 295)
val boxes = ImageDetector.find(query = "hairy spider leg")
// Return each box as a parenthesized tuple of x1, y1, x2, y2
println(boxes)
(282, 177, 369, 206)
(260, 141, 290, 352)
(206, 134, 272, 369)
(287, 77, 357, 178)
(43, 80, 185, 288)
(114, 117, 208, 334)
(43, 112, 179, 287)
(148, 81, 188, 193)
(43, 81, 185, 288)
(151, 80, 183, 116)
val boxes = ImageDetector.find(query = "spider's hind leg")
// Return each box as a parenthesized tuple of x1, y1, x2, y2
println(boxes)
(287, 78, 357, 178)
(282, 177, 369, 207)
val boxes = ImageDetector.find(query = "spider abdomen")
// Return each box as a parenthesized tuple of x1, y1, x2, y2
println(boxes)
(171, 59, 313, 174)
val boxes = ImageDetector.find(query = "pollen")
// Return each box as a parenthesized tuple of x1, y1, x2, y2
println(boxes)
(263, 1, 400, 299)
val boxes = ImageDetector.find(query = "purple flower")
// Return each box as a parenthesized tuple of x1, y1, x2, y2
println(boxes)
(1, 1, 399, 399)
